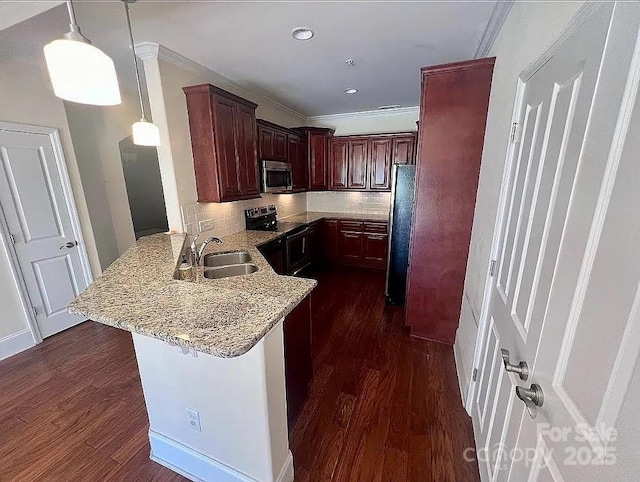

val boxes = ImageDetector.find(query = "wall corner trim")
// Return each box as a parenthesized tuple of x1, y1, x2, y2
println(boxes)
(475, 0, 514, 58)
(134, 42, 306, 123)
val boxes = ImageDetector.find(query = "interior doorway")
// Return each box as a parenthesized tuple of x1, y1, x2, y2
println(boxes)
(118, 136, 168, 239)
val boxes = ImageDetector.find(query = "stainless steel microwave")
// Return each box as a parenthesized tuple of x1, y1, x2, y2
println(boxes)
(261, 160, 293, 193)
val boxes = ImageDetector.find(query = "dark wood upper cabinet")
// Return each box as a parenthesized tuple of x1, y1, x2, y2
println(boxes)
(329, 138, 348, 190)
(327, 132, 415, 192)
(257, 120, 311, 192)
(274, 131, 288, 161)
(369, 137, 392, 190)
(347, 138, 368, 189)
(258, 124, 275, 160)
(298, 127, 334, 191)
(391, 134, 417, 165)
(289, 134, 308, 192)
(405, 57, 495, 345)
(183, 84, 259, 203)
(236, 104, 260, 196)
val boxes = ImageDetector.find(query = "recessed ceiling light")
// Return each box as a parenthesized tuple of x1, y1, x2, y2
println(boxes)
(344, 88, 358, 94)
(291, 27, 314, 41)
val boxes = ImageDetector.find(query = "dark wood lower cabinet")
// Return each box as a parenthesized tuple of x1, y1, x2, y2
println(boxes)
(338, 229, 363, 265)
(363, 232, 388, 269)
(283, 295, 312, 432)
(331, 219, 388, 269)
(323, 219, 339, 263)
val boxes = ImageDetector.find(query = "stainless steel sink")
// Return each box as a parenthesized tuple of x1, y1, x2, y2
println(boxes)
(203, 263, 258, 279)
(203, 251, 252, 267)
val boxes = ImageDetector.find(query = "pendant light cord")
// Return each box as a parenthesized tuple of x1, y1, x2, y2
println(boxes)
(123, 1, 147, 121)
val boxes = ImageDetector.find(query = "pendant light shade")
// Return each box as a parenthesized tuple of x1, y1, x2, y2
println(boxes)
(132, 119, 161, 146)
(123, 0, 160, 147)
(44, 1, 121, 105)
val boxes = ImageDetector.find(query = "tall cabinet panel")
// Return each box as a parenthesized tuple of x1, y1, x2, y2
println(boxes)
(405, 58, 495, 344)
(300, 127, 334, 191)
(329, 138, 348, 190)
(236, 105, 260, 196)
(369, 137, 392, 190)
(347, 139, 368, 189)
(212, 95, 242, 200)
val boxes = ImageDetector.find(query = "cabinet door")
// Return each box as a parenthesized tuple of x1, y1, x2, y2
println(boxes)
(391, 134, 416, 165)
(283, 296, 312, 431)
(235, 105, 260, 197)
(286, 228, 310, 275)
(338, 229, 363, 265)
(347, 139, 368, 189)
(258, 124, 274, 160)
(329, 139, 348, 189)
(369, 137, 392, 190)
(274, 131, 288, 161)
(213, 96, 242, 200)
(290, 135, 308, 191)
(308, 132, 328, 190)
(323, 219, 338, 261)
(363, 232, 388, 269)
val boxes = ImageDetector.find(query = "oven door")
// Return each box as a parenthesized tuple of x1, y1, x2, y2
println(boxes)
(261, 161, 293, 193)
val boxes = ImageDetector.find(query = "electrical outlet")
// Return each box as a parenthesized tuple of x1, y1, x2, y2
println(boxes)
(199, 219, 215, 232)
(186, 408, 201, 432)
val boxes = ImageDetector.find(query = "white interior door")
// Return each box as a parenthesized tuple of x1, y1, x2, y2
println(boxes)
(0, 124, 90, 339)
(472, 3, 640, 480)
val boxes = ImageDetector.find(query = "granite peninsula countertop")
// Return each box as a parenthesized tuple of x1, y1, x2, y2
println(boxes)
(68, 230, 317, 358)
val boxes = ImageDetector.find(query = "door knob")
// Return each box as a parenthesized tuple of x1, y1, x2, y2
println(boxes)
(501, 348, 529, 380)
(516, 384, 544, 419)
(59, 241, 78, 249)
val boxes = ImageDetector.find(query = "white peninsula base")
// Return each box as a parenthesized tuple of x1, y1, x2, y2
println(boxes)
(131, 319, 293, 482)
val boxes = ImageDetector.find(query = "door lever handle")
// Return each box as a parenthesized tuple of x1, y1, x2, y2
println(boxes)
(60, 241, 78, 249)
(501, 348, 529, 380)
(516, 384, 544, 419)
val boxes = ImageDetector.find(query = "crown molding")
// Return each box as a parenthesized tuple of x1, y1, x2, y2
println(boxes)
(134, 42, 306, 122)
(306, 106, 419, 124)
(475, 0, 514, 58)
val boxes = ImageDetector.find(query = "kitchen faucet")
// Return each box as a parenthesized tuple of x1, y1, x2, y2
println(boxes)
(190, 234, 222, 265)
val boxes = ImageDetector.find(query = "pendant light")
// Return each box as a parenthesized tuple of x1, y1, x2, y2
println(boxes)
(123, 0, 160, 147)
(44, 0, 121, 106)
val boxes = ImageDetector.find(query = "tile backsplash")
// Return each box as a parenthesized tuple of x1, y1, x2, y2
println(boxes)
(307, 191, 391, 216)
(182, 193, 307, 236)
(182, 191, 391, 236)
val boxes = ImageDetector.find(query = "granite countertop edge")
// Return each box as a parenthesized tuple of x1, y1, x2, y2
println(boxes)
(67, 211, 385, 358)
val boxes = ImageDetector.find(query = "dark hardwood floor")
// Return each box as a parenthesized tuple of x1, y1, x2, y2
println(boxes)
(0, 269, 478, 481)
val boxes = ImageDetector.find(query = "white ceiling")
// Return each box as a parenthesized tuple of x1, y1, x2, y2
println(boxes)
(1, 0, 497, 117)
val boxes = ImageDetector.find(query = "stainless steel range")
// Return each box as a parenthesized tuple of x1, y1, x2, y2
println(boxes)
(244, 205, 305, 233)
(245, 205, 310, 276)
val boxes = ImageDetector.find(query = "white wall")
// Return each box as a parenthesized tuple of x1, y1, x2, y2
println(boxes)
(306, 107, 418, 136)
(64, 94, 138, 267)
(0, 40, 104, 349)
(455, 1, 586, 399)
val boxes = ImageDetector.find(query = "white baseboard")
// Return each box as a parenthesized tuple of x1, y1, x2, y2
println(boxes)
(149, 430, 294, 482)
(453, 340, 470, 413)
(0, 329, 35, 361)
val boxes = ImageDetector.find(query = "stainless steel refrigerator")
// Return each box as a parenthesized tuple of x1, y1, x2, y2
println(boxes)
(385, 164, 416, 305)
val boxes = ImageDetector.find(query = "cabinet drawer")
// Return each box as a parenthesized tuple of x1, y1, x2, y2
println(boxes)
(339, 220, 363, 232)
(363, 222, 388, 234)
